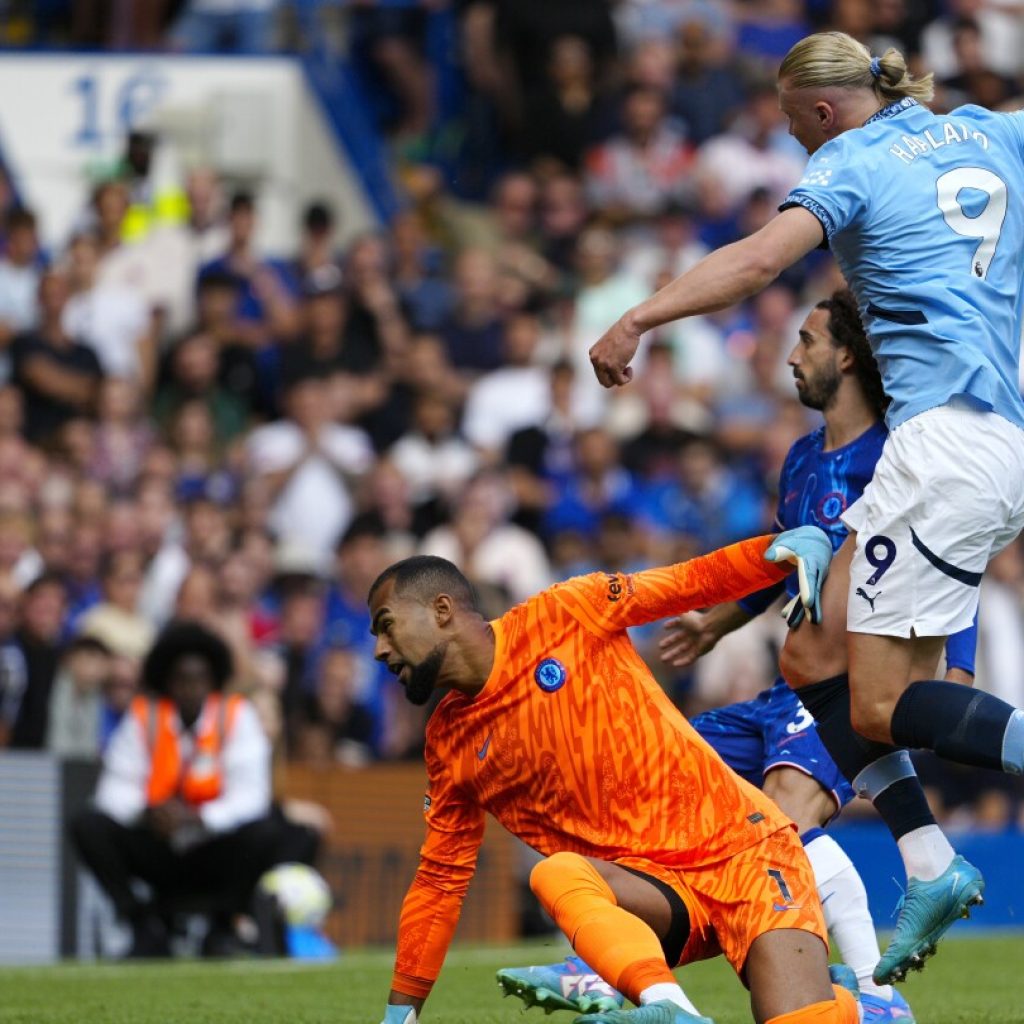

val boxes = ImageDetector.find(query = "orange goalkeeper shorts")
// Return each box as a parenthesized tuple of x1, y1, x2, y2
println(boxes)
(616, 825, 828, 977)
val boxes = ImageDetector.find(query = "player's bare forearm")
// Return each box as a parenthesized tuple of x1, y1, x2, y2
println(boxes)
(633, 208, 823, 331)
(660, 601, 755, 669)
(590, 208, 823, 387)
(697, 601, 756, 642)
(589, 248, 772, 388)
(629, 242, 778, 333)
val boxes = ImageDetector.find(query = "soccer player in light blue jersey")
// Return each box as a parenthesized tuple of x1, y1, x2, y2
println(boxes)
(588, 31, 1024, 985)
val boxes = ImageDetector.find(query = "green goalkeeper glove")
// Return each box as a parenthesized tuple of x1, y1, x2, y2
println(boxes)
(765, 525, 833, 627)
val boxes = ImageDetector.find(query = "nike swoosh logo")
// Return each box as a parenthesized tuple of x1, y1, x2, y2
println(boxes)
(477, 732, 492, 760)
(820, 891, 835, 906)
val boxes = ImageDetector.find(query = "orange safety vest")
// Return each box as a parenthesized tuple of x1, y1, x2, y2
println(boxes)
(131, 693, 244, 807)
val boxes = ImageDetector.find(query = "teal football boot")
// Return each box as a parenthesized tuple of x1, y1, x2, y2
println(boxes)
(572, 1001, 714, 1024)
(497, 955, 623, 1014)
(873, 854, 984, 984)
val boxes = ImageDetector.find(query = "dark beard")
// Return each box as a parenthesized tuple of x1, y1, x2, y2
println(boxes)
(797, 365, 841, 412)
(404, 643, 448, 705)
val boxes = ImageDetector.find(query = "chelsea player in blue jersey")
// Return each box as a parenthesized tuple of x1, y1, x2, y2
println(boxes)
(588, 30, 1024, 985)
(498, 292, 971, 1022)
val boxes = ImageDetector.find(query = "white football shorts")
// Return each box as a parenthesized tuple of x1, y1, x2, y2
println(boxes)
(843, 400, 1024, 637)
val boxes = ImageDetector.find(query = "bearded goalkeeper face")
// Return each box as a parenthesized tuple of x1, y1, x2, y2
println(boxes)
(369, 576, 453, 706)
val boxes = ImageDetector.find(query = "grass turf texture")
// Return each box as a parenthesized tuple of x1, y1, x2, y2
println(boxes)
(1, 937, 1022, 1023)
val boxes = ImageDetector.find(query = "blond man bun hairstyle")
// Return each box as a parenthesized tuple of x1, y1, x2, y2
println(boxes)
(779, 31, 934, 105)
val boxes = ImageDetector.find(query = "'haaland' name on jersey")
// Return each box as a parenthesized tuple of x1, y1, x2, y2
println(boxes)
(888, 121, 988, 165)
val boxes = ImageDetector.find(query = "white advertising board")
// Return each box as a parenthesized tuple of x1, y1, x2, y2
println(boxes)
(0, 54, 378, 255)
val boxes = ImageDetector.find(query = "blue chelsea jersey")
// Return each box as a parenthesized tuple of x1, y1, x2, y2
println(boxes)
(740, 421, 977, 672)
(783, 99, 1024, 430)
(742, 422, 886, 612)
(776, 422, 887, 569)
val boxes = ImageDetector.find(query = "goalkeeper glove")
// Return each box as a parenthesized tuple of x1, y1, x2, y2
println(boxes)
(765, 526, 833, 627)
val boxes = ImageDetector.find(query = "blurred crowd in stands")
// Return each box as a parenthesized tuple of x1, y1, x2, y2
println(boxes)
(0, 0, 1021, 829)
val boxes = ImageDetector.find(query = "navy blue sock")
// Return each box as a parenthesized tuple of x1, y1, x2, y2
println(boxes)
(870, 776, 937, 838)
(890, 680, 1018, 772)
(795, 674, 937, 839)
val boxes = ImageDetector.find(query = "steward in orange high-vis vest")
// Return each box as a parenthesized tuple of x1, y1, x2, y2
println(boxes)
(71, 621, 318, 959)
(131, 691, 245, 809)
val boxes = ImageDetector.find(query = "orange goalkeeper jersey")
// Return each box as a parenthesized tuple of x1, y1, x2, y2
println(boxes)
(392, 535, 794, 998)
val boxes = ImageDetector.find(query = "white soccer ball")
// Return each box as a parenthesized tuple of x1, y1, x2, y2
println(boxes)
(258, 863, 333, 928)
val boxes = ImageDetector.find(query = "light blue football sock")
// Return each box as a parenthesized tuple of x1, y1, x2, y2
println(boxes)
(1001, 709, 1024, 775)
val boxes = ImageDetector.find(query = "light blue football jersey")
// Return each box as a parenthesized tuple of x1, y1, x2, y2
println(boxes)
(782, 98, 1024, 429)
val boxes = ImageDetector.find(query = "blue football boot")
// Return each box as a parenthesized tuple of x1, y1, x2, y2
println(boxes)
(827, 966, 864, 1023)
(573, 1001, 714, 1024)
(497, 955, 623, 1014)
(873, 854, 984, 984)
(828, 963, 861, 1000)
(861, 988, 916, 1022)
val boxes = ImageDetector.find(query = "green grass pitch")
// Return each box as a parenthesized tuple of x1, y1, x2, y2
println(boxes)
(1, 937, 1022, 1023)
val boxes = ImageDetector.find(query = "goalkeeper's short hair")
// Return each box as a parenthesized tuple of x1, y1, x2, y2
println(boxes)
(368, 556, 480, 612)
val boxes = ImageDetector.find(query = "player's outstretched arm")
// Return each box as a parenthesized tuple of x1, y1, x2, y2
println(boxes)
(589, 206, 824, 387)
(382, 762, 485, 1022)
(382, 854, 475, 1020)
(552, 527, 832, 635)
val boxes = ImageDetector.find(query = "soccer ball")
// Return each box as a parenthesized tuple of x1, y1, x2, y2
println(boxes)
(258, 863, 332, 928)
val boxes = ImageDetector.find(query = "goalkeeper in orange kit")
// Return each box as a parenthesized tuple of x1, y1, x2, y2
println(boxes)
(370, 527, 859, 1024)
